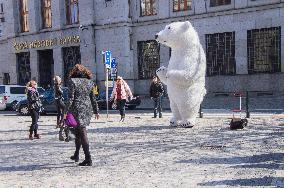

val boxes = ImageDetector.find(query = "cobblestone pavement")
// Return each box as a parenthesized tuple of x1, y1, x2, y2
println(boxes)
(0, 112, 283, 187)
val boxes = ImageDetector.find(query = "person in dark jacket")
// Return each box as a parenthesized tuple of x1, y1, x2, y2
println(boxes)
(150, 75, 164, 118)
(26, 80, 42, 140)
(54, 76, 65, 128)
(54, 76, 70, 141)
(65, 64, 100, 166)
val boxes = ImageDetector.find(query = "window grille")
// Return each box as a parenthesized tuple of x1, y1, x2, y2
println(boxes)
(247, 27, 281, 74)
(65, 0, 79, 25)
(17, 52, 31, 85)
(210, 0, 231, 7)
(206, 32, 236, 76)
(138, 40, 160, 79)
(141, 0, 157, 16)
(19, 0, 29, 32)
(42, 0, 52, 28)
(173, 0, 192, 12)
(63, 46, 81, 85)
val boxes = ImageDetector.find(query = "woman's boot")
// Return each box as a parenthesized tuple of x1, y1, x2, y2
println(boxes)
(79, 144, 92, 166)
(71, 138, 81, 162)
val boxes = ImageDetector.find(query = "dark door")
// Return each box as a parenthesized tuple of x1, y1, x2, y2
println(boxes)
(38, 50, 54, 89)
(63, 46, 81, 86)
(17, 52, 31, 86)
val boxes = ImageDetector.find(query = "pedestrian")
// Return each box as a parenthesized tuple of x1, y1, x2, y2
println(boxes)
(110, 76, 133, 122)
(54, 76, 70, 141)
(92, 83, 99, 99)
(26, 80, 42, 140)
(150, 75, 164, 118)
(65, 64, 99, 166)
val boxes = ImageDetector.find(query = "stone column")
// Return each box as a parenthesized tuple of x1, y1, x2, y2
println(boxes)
(53, 47, 64, 78)
(235, 29, 248, 74)
(29, 50, 39, 82)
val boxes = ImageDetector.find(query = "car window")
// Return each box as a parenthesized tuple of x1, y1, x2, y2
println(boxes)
(0, 86, 5, 94)
(37, 87, 45, 95)
(10, 87, 26, 94)
(43, 89, 54, 98)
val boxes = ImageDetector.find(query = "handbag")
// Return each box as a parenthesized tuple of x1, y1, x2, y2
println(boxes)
(65, 112, 78, 128)
(111, 102, 117, 109)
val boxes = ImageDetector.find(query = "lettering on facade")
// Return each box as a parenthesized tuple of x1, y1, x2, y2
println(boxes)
(13, 35, 80, 51)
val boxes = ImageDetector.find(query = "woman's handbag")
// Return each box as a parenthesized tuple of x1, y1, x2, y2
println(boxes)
(65, 112, 78, 128)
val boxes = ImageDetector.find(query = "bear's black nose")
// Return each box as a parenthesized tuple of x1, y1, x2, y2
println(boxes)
(155, 34, 158, 39)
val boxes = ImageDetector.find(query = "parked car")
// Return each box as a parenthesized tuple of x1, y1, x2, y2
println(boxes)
(16, 88, 68, 115)
(97, 91, 141, 110)
(0, 96, 6, 111)
(0, 85, 45, 110)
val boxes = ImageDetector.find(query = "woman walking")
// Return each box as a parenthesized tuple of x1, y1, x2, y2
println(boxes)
(54, 76, 69, 141)
(110, 76, 133, 122)
(26, 80, 42, 140)
(150, 75, 164, 118)
(66, 64, 99, 166)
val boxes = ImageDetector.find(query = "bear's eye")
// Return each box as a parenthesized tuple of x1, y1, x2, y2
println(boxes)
(168, 26, 171, 30)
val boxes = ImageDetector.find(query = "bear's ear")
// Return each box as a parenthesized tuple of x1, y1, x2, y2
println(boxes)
(182, 21, 192, 30)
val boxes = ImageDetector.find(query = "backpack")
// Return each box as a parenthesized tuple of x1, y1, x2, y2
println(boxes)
(230, 118, 248, 130)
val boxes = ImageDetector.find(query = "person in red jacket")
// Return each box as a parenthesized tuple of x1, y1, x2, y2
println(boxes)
(110, 76, 133, 122)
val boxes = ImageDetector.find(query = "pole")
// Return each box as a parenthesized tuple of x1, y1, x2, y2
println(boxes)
(106, 68, 109, 119)
(246, 91, 250, 118)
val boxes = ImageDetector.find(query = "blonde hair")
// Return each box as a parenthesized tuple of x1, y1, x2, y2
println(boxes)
(26, 80, 37, 93)
(54, 76, 62, 85)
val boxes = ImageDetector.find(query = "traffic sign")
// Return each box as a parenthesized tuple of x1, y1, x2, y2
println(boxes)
(111, 58, 116, 68)
(105, 50, 111, 69)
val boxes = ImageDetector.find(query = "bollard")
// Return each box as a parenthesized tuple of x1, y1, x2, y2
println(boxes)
(199, 104, 203, 118)
(246, 91, 250, 118)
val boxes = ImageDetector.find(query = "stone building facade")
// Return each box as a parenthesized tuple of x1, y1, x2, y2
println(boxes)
(0, 0, 283, 95)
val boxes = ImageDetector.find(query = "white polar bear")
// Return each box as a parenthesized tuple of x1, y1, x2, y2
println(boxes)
(155, 21, 206, 128)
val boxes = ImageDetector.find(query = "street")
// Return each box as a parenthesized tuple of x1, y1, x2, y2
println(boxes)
(0, 111, 283, 187)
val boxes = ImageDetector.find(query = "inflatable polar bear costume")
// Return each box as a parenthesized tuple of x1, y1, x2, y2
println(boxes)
(155, 21, 206, 128)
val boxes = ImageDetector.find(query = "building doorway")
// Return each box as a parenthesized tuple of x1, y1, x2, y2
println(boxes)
(17, 52, 31, 86)
(38, 50, 54, 89)
(62, 46, 81, 85)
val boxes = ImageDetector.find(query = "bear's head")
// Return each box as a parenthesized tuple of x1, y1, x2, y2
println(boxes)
(155, 21, 200, 49)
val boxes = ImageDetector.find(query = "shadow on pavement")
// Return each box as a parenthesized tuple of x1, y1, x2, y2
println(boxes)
(198, 177, 282, 186)
(0, 162, 75, 172)
(89, 125, 173, 134)
(177, 153, 284, 170)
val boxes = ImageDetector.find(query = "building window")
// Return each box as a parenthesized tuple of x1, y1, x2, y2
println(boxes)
(206, 32, 236, 76)
(247, 27, 281, 74)
(42, 0, 52, 28)
(173, 0, 192, 12)
(17, 52, 31, 85)
(19, 0, 29, 32)
(65, 0, 79, 25)
(138, 40, 160, 79)
(210, 0, 231, 7)
(141, 0, 157, 16)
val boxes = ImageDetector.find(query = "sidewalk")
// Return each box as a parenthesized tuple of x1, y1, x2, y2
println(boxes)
(0, 113, 283, 187)
(137, 95, 284, 114)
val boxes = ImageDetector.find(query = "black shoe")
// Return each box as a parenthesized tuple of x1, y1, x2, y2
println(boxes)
(79, 160, 92, 166)
(70, 155, 79, 162)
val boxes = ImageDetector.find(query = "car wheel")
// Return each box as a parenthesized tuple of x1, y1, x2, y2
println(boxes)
(19, 105, 29, 116)
(127, 105, 136, 110)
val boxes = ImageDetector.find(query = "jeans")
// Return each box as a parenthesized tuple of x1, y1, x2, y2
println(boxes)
(56, 99, 66, 125)
(153, 96, 162, 118)
(29, 109, 39, 135)
(116, 99, 126, 117)
(74, 127, 91, 161)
